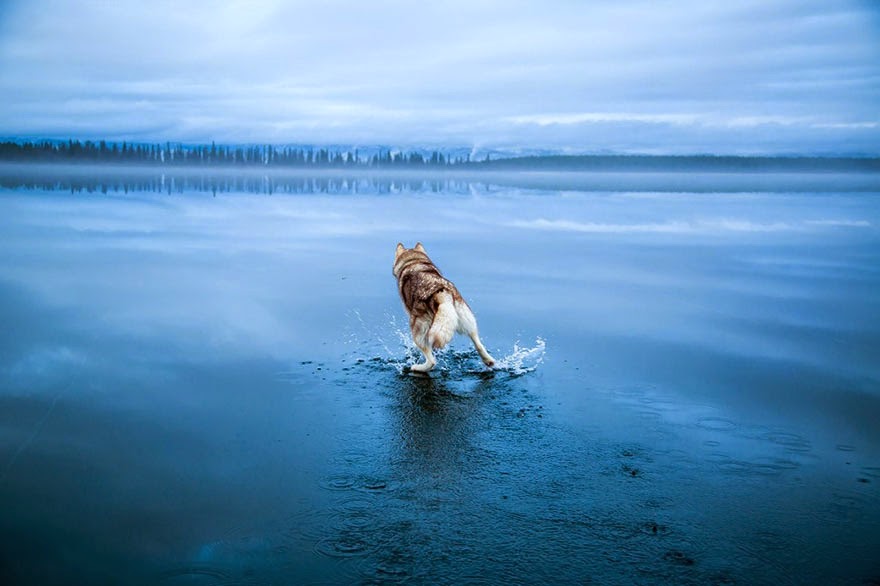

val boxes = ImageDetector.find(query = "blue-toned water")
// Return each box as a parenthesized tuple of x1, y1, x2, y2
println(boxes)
(1, 166, 879, 584)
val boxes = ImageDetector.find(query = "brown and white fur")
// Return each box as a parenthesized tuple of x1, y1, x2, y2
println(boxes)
(393, 242, 495, 373)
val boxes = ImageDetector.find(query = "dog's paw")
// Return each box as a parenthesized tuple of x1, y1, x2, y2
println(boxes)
(484, 358, 496, 368)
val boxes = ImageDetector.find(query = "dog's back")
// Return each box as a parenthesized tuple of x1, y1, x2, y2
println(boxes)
(394, 247, 460, 319)
(394, 242, 495, 372)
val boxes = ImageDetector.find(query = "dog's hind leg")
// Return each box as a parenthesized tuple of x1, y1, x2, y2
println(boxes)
(455, 301, 495, 368)
(469, 332, 495, 368)
(410, 343, 436, 373)
(409, 317, 436, 373)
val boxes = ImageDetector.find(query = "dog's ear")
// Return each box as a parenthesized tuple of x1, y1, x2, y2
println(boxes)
(414, 242, 426, 254)
(395, 242, 405, 259)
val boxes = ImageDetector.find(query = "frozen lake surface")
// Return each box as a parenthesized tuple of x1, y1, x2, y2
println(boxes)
(1, 167, 879, 584)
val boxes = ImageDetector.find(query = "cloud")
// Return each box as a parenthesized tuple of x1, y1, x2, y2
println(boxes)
(508, 217, 873, 234)
(0, 0, 878, 153)
(507, 113, 701, 126)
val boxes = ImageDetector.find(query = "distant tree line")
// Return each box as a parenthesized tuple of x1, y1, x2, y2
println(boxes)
(0, 140, 470, 167)
(2, 139, 877, 172)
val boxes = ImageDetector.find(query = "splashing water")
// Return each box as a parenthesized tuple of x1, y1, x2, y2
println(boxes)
(492, 337, 546, 376)
(346, 310, 421, 374)
(345, 310, 545, 377)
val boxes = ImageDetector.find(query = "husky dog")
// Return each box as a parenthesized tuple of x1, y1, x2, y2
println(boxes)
(393, 242, 495, 373)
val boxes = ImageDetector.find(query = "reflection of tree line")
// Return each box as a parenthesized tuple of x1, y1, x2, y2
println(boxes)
(0, 171, 475, 195)
(0, 140, 467, 167)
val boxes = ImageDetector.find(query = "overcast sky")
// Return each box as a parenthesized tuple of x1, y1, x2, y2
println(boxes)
(1, 0, 878, 154)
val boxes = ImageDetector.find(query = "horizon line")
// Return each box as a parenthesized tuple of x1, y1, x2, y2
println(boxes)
(1, 136, 879, 160)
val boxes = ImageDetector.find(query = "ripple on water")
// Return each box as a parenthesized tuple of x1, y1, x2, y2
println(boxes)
(759, 431, 811, 453)
(734, 528, 805, 578)
(716, 459, 754, 475)
(340, 509, 375, 531)
(363, 563, 411, 584)
(705, 453, 799, 478)
(330, 449, 372, 466)
(824, 490, 869, 522)
(158, 566, 233, 585)
(696, 417, 738, 432)
(330, 496, 379, 531)
(321, 474, 357, 491)
(279, 499, 340, 545)
(638, 521, 671, 536)
(357, 477, 395, 492)
(750, 457, 800, 475)
(354, 550, 415, 585)
(860, 466, 880, 479)
(320, 466, 398, 493)
(644, 496, 676, 511)
(315, 531, 374, 558)
(636, 409, 663, 421)
(663, 549, 696, 567)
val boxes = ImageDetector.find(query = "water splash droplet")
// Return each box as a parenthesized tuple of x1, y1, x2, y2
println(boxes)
(492, 337, 546, 375)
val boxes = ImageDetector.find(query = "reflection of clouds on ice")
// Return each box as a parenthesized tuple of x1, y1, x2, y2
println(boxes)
(804, 219, 871, 227)
(1, 182, 878, 376)
(5, 346, 86, 384)
(508, 217, 872, 234)
(4, 190, 483, 257)
(7, 195, 395, 248)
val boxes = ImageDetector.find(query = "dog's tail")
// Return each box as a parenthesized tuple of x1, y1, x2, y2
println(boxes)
(429, 291, 458, 350)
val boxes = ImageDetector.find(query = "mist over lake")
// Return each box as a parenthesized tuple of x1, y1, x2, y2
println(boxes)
(1, 166, 878, 584)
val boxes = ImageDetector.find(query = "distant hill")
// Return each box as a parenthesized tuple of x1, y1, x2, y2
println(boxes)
(465, 154, 880, 173)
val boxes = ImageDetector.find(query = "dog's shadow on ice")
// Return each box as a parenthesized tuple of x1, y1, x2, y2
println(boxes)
(388, 372, 501, 474)
(343, 342, 544, 476)
(396, 370, 494, 412)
